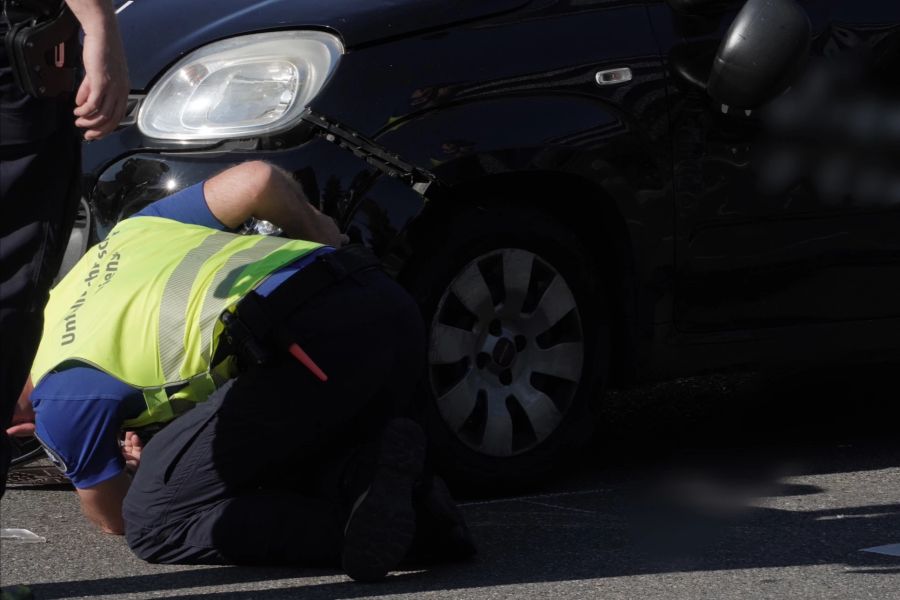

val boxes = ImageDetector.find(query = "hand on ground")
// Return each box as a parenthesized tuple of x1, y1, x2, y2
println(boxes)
(122, 431, 143, 473)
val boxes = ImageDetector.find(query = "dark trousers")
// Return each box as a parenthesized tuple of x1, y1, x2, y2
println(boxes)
(123, 267, 426, 565)
(0, 38, 80, 498)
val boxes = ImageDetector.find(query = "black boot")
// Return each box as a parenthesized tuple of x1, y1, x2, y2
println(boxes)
(341, 418, 426, 582)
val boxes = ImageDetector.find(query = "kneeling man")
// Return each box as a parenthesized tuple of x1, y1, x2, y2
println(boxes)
(21, 161, 473, 581)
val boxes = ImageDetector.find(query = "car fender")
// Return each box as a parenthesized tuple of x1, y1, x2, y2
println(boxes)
(371, 94, 666, 233)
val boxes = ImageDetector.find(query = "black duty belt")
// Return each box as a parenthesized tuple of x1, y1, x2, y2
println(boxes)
(2, 0, 79, 97)
(220, 244, 382, 379)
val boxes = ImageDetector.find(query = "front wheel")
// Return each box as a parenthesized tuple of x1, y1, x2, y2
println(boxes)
(405, 205, 609, 490)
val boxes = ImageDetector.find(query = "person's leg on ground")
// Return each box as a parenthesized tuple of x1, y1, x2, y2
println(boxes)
(124, 269, 427, 574)
(124, 380, 347, 565)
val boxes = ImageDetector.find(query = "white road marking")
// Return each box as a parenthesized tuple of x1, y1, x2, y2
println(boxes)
(860, 543, 900, 557)
(520, 500, 598, 515)
(116, 1, 134, 14)
(458, 488, 608, 507)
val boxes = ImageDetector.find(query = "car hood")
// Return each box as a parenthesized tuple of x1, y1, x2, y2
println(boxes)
(117, 0, 528, 90)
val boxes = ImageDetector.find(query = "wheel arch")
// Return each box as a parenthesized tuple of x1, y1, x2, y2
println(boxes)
(370, 93, 659, 388)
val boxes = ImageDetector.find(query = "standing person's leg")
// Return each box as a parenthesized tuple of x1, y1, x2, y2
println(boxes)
(0, 66, 79, 497)
(124, 267, 428, 571)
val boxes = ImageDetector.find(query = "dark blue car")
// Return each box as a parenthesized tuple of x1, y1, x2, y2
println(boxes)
(68, 0, 900, 488)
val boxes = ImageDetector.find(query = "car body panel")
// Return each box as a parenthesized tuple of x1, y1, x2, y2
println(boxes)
(310, 1, 663, 138)
(116, 0, 528, 90)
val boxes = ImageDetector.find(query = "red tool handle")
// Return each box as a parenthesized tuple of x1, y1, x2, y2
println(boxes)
(287, 342, 328, 382)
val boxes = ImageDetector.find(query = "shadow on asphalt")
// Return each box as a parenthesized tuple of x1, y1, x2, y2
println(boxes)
(21, 363, 900, 598)
(593, 362, 900, 471)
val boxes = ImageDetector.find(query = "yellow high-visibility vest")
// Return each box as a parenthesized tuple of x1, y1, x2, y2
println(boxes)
(31, 216, 322, 427)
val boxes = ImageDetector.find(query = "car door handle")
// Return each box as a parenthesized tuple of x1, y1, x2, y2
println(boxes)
(595, 67, 632, 86)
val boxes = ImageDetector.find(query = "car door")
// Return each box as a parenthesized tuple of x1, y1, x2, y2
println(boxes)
(648, 0, 900, 333)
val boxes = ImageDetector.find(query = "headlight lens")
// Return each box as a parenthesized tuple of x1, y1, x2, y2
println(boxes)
(138, 31, 343, 141)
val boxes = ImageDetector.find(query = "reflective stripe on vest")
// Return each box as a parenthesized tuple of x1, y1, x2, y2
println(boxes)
(31, 216, 322, 427)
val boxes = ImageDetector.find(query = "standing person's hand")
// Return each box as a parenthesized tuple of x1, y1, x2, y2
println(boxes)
(67, 0, 129, 140)
(6, 378, 35, 437)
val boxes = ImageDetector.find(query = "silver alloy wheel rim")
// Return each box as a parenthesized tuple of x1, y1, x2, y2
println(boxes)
(428, 248, 584, 457)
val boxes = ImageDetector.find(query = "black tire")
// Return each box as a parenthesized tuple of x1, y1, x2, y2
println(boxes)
(404, 203, 610, 491)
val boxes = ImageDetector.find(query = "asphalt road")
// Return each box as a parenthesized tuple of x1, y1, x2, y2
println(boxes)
(3, 366, 900, 599)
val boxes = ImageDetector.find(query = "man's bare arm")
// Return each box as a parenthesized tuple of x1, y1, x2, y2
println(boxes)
(75, 472, 131, 534)
(65, 0, 129, 140)
(203, 161, 348, 246)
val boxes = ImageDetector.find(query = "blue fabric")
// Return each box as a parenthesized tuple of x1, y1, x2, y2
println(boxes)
(32, 180, 332, 488)
(255, 246, 333, 296)
(133, 182, 227, 229)
(32, 367, 141, 488)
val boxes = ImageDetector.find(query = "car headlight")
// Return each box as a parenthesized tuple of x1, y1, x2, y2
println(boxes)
(138, 31, 343, 141)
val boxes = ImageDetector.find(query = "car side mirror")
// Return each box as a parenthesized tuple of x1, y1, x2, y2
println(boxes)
(707, 0, 811, 109)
